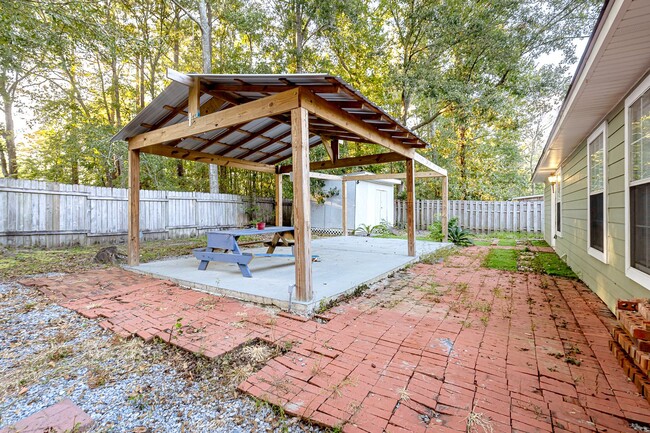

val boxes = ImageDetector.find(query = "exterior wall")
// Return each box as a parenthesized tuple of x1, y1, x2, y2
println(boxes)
(354, 181, 395, 227)
(310, 179, 356, 230)
(548, 104, 649, 311)
(544, 183, 552, 245)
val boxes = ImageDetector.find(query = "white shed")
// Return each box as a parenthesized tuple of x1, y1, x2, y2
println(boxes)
(310, 172, 400, 232)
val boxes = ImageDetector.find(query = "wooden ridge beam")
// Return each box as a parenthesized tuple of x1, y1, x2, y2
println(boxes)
(128, 88, 300, 150)
(139, 144, 276, 173)
(342, 171, 443, 181)
(299, 89, 415, 159)
(278, 152, 407, 174)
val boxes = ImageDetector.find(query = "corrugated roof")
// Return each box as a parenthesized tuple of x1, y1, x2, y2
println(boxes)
(113, 73, 429, 167)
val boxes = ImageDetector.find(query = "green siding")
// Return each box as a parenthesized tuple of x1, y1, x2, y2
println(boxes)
(544, 183, 551, 245)
(543, 105, 650, 312)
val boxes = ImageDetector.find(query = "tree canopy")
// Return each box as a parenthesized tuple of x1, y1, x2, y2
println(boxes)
(1, 0, 600, 200)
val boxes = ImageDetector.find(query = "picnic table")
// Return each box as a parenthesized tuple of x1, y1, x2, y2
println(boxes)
(193, 226, 310, 278)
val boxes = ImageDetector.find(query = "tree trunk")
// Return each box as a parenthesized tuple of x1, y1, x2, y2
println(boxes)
(295, 0, 304, 73)
(199, 0, 212, 74)
(198, 0, 219, 193)
(0, 77, 18, 177)
(458, 126, 467, 200)
(111, 52, 122, 128)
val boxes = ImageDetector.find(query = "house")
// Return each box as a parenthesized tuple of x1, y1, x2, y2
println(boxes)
(309, 172, 400, 232)
(533, 0, 650, 311)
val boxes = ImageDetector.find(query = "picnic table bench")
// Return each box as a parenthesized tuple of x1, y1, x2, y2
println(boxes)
(193, 226, 315, 278)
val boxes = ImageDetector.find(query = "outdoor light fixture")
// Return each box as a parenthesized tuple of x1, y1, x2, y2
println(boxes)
(548, 175, 558, 192)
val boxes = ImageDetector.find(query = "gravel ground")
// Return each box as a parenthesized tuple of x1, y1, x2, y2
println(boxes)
(0, 282, 324, 432)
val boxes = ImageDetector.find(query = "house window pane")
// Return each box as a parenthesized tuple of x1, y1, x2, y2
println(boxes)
(589, 133, 604, 192)
(590, 192, 604, 252)
(556, 202, 561, 232)
(630, 91, 650, 182)
(631, 182, 650, 274)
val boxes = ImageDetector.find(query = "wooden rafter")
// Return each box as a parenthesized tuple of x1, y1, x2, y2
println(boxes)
(191, 122, 247, 152)
(128, 88, 300, 150)
(139, 144, 276, 173)
(217, 120, 284, 157)
(298, 89, 415, 159)
(238, 130, 292, 160)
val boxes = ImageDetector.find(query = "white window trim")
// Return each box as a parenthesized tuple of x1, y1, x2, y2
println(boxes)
(555, 168, 563, 238)
(624, 73, 650, 290)
(587, 122, 607, 263)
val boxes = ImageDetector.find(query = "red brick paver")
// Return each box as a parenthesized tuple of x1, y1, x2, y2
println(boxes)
(0, 399, 93, 433)
(20, 248, 650, 432)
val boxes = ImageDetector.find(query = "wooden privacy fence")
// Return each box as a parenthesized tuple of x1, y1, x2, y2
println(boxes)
(0, 178, 291, 247)
(395, 200, 544, 233)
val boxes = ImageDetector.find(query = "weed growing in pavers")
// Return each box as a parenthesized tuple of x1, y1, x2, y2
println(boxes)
(455, 282, 469, 293)
(461, 320, 473, 329)
(480, 315, 489, 327)
(466, 411, 493, 433)
(565, 356, 582, 366)
(473, 301, 491, 313)
(419, 246, 459, 265)
(491, 287, 504, 298)
(397, 387, 410, 401)
(330, 377, 357, 398)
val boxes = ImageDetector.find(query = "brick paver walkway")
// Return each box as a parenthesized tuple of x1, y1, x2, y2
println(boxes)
(21, 247, 650, 432)
(0, 399, 93, 433)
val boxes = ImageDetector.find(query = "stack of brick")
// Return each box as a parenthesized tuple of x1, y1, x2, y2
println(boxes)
(611, 299, 650, 403)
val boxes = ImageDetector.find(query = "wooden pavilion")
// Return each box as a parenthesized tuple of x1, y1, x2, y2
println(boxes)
(113, 70, 448, 303)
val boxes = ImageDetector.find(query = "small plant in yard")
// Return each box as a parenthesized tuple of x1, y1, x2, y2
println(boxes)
(448, 226, 473, 246)
(480, 315, 489, 327)
(167, 317, 184, 343)
(48, 346, 73, 362)
(86, 366, 110, 389)
(354, 223, 387, 237)
(241, 344, 273, 363)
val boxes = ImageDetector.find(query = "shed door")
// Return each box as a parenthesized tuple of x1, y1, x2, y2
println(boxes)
(378, 190, 388, 224)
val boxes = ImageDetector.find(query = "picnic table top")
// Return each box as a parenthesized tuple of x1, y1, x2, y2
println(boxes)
(209, 226, 294, 237)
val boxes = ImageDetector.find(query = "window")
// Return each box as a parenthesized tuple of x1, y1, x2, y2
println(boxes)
(625, 74, 650, 289)
(588, 122, 607, 262)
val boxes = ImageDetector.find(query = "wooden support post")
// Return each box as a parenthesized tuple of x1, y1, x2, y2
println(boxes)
(406, 158, 416, 256)
(341, 180, 347, 236)
(275, 173, 283, 226)
(128, 148, 140, 266)
(188, 76, 201, 125)
(291, 107, 313, 302)
(442, 176, 449, 242)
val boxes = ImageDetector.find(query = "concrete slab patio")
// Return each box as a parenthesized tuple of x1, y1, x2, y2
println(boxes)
(127, 236, 448, 312)
(19, 246, 650, 432)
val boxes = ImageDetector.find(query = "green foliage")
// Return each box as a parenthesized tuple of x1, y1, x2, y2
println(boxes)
(428, 216, 458, 241)
(483, 249, 519, 272)
(354, 223, 388, 237)
(1, 0, 601, 201)
(447, 226, 473, 246)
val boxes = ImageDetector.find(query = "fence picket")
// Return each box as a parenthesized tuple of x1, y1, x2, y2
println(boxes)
(394, 199, 543, 234)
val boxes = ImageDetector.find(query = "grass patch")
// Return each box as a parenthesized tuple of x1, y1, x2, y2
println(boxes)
(531, 253, 578, 278)
(483, 249, 518, 272)
(472, 240, 491, 246)
(0, 237, 208, 280)
(530, 239, 549, 247)
(498, 239, 517, 247)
